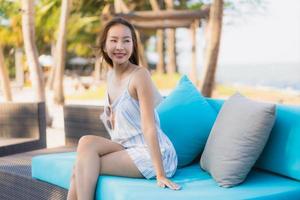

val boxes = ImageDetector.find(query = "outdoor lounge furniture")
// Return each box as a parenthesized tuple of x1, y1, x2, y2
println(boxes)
(0, 103, 94, 200)
(31, 99, 300, 200)
(0, 102, 47, 156)
(0, 146, 74, 200)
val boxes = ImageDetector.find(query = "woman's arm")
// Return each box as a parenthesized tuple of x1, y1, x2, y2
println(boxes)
(131, 68, 180, 190)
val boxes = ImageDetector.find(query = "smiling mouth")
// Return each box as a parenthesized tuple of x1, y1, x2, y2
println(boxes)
(113, 53, 126, 58)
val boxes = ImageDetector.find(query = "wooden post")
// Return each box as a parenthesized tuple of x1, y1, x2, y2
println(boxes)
(200, 0, 223, 97)
(135, 30, 149, 68)
(189, 20, 200, 85)
(150, 0, 165, 74)
(165, 0, 177, 75)
(156, 29, 165, 74)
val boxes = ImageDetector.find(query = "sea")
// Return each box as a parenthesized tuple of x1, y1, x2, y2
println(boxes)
(215, 62, 300, 91)
(147, 50, 300, 93)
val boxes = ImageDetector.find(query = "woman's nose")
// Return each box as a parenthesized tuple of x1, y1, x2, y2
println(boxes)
(116, 41, 124, 49)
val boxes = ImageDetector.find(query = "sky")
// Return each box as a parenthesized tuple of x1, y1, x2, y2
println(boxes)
(218, 0, 300, 64)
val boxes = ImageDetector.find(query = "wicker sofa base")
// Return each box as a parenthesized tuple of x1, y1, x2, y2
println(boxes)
(0, 146, 75, 200)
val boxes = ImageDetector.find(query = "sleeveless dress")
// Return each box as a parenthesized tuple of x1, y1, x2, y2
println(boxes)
(100, 69, 177, 179)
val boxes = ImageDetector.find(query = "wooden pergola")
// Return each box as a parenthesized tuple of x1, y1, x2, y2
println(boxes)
(111, 8, 209, 29)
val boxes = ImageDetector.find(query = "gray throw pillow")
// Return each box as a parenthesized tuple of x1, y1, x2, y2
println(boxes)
(200, 92, 276, 188)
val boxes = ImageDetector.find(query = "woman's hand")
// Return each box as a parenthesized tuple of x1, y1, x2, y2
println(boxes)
(156, 175, 181, 190)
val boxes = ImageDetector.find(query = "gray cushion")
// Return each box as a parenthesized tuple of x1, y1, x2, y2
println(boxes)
(200, 93, 276, 188)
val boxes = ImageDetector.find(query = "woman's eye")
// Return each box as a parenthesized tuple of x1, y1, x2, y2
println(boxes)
(124, 40, 130, 43)
(110, 40, 117, 42)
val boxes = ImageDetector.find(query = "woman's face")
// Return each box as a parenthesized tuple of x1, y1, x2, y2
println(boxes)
(105, 24, 133, 66)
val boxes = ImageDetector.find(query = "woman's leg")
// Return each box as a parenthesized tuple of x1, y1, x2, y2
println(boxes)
(66, 169, 77, 200)
(99, 150, 143, 178)
(71, 135, 125, 200)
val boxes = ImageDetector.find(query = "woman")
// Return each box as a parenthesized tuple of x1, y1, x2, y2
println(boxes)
(67, 17, 180, 200)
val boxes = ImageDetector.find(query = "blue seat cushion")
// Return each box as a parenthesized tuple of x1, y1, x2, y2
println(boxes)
(32, 152, 300, 200)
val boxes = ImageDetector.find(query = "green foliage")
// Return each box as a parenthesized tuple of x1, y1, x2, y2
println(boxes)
(0, 0, 21, 76)
(0, 0, 19, 19)
(66, 14, 99, 56)
(35, 0, 106, 56)
(186, 2, 205, 10)
(35, 0, 61, 52)
(64, 0, 107, 57)
(0, 0, 22, 47)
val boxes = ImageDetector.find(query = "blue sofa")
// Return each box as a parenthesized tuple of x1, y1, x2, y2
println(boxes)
(32, 99, 300, 199)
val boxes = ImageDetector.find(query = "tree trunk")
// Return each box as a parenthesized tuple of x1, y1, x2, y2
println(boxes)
(15, 48, 24, 89)
(165, 0, 177, 74)
(199, 0, 223, 97)
(0, 45, 12, 102)
(21, 0, 45, 102)
(46, 41, 56, 90)
(53, 0, 72, 105)
(150, 0, 165, 74)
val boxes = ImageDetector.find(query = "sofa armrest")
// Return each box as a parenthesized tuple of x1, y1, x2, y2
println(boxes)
(0, 102, 46, 156)
(63, 104, 110, 146)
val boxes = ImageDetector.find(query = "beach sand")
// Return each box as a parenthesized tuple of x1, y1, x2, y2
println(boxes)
(213, 84, 300, 105)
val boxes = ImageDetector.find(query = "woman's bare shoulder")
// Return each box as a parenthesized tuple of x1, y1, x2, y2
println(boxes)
(132, 67, 152, 85)
(131, 67, 163, 106)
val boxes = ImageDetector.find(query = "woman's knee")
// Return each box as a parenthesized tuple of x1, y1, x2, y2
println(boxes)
(77, 135, 97, 152)
(77, 135, 108, 154)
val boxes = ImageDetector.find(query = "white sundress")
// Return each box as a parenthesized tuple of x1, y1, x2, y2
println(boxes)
(100, 69, 177, 179)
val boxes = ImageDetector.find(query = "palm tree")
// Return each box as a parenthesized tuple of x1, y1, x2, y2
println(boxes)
(21, 0, 55, 126)
(199, 0, 223, 97)
(21, 0, 45, 101)
(53, 0, 72, 105)
(0, 45, 12, 102)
